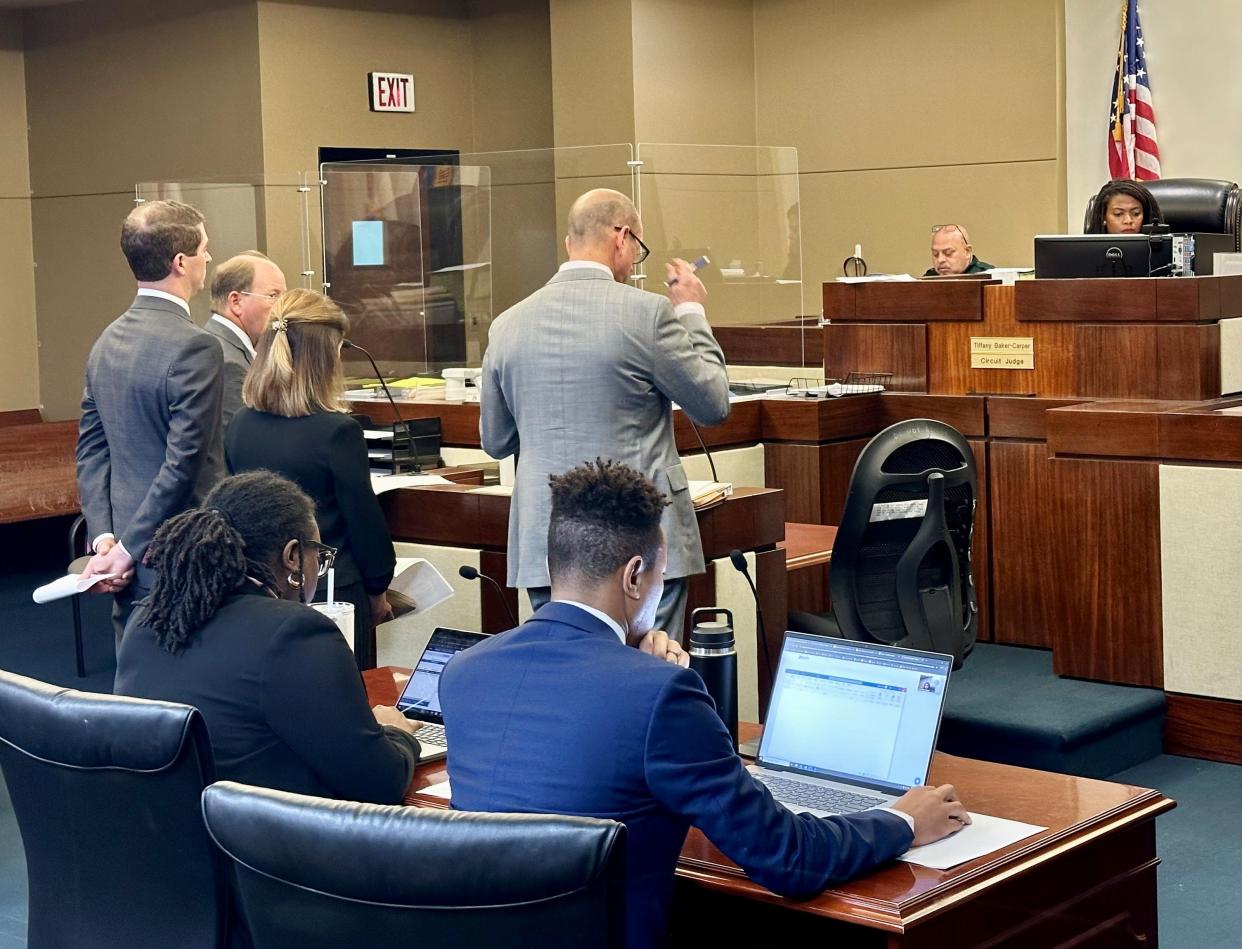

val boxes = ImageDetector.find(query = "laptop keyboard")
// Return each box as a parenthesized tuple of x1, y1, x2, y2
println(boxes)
(754, 773, 888, 815)
(415, 723, 446, 746)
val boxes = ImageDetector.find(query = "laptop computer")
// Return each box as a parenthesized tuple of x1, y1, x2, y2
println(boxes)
(394, 627, 488, 763)
(748, 633, 953, 817)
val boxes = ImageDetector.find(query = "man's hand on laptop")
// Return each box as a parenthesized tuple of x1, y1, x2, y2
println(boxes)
(891, 784, 971, 845)
(374, 705, 420, 735)
(630, 628, 690, 668)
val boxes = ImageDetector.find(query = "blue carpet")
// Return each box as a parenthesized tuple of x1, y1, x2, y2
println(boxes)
(1110, 754, 1242, 947)
(938, 642, 1165, 777)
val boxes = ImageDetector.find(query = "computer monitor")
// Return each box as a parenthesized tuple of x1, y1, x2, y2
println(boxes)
(1033, 234, 1172, 279)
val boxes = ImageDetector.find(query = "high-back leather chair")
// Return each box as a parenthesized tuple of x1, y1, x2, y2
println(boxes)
(789, 419, 978, 668)
(1084, 177, 1241, 250)
(201, 780, 627, 949)
(0, 669, 231, 949)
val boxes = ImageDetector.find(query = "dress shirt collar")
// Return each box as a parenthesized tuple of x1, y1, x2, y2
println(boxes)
(552, 599, 627, 644)
(209, 312, 257, 357)
(558, 259, 613, 277)
(136, 287, 192, 317)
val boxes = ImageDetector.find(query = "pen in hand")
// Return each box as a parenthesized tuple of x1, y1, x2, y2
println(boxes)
(665, 255, 711, 287)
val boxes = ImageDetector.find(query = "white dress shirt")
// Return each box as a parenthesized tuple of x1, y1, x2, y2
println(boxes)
(208, 312, 257, 358)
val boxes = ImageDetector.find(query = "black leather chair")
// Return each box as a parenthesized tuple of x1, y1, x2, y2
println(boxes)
(0, 669, 231, 949)
(1085, 177, 1241, 250)
(202, 780, 627, 949)
(789, 419, 978, 668)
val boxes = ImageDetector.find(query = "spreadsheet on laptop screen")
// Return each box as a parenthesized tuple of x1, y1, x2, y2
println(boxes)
(759, 635, 951, 793)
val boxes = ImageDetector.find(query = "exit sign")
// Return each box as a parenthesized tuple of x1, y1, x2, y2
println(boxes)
(368, 72, 414, 113)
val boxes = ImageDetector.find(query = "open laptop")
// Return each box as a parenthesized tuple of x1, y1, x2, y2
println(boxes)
(394, 627, 488, 763)
(748, 633, 952, 817)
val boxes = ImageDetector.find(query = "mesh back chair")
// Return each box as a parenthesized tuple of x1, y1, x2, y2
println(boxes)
(1085, 177, 1241, 250)
(202, 781, 627, 949)
(789, 419, 978, 668)
(0, 670, 232, 949)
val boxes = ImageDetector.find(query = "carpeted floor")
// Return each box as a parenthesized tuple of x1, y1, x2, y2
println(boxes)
(0, 542, 1239, 946)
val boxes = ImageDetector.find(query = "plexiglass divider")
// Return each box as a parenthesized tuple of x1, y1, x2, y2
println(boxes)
(138, 143, 808, 381)
(633, 144, 810, 372)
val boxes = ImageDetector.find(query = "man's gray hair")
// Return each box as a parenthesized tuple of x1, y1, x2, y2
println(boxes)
(210, 250, 272, 313)
(566, 189, 639, 247)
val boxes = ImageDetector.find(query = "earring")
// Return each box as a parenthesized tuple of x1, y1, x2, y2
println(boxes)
(287, 571, 303, 589)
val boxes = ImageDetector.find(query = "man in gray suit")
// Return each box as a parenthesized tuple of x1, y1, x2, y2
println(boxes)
(480, 188, 730, 639)
(77, 200, 227, 642)
(205, 251, 287, 430)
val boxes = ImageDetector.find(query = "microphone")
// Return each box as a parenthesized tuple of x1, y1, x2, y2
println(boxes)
(728, 547, 773, 702)
(342, 339, 422, 474)
(458, 564, 517, 629)
(686, 419, 719, 483)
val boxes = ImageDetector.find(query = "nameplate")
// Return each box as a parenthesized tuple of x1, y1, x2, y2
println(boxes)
(970, 336, 1034, 370)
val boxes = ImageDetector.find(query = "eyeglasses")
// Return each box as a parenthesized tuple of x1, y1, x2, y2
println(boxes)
(240, 290, 282, 302)
(931, 224, 969, 241)
(613, 225, 650, 264)
(302, 539, 338, 578)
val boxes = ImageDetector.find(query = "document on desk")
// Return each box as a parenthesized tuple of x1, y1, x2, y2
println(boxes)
(370, 474, 453, 494)
(419, 779, 452, 800)
(898, 812, 1045, 870)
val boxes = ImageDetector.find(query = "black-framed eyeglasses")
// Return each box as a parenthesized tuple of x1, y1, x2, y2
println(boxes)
(302, 539, 338, 578)
(613, 225, 650, 264)
(240, 289, 282, 302)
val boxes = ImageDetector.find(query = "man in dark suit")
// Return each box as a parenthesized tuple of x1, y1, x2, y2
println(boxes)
(77, 200, 226, 642)
(480, 188, 730, 640)
(205, 250, 286, 430)
(441, 460, 969, 949)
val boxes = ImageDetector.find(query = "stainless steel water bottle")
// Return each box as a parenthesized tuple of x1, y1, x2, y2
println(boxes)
(688, 608, 739, 751)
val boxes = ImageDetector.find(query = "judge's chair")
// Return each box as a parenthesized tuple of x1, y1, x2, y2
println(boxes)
(201, 781, 627, 949)
(788, 419, 978, 669)
(0, 670, 231, 949)
(1084, 177, 1241, 251)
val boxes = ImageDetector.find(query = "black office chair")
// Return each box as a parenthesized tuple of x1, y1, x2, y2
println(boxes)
(789, 419, 978, 668)
(202, 781, 627, 949)
(0, 669, 232, 949)
(1084, 177, 1241, 250)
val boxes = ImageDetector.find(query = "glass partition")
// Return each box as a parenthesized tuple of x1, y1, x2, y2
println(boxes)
(321, 145, 637, 376)
(633, 144, 803, 329)
(134, 174, 318, 328)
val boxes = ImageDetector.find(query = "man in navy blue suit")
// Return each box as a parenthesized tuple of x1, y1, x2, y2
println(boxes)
(440, 460, 969, 948)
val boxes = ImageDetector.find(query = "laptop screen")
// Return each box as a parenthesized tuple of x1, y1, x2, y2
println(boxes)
(757, 634, 952, 795)
(395, 627, 487, 723)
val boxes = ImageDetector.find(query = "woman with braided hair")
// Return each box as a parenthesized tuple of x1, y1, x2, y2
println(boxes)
(226, 288, 396, 671)
(115, 470, 421, 802)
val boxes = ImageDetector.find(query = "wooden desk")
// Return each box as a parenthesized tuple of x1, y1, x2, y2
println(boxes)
(0, 419, 78, 525)
(780, 521, 836, 616)
(365, 669, 1174, 949)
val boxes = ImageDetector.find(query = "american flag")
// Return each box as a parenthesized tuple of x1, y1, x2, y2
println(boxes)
(1108, 0, 1161, 180)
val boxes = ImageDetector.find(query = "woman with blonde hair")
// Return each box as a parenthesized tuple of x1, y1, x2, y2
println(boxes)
(226, 288, 395, 669)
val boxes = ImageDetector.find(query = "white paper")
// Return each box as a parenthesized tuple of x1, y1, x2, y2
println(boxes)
(688, 480, 733, 504)
(898, 812, 1045, 870)
(389, 558, 454, 615)
(362, 429, 394, 440)
(470, 484, 513, 496)
(419, 779, 452, 800)
(370, 473, 454, 494)
(836, 273, 917, 283)
(32, 572, 116, 604)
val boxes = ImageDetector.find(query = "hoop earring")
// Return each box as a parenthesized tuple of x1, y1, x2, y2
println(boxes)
(287, 571, 303, 589)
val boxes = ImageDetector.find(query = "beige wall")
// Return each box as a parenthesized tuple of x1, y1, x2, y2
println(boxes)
(754, 0, 1064, 294)
(0, 13, 39, 413)
(1065, 0, 1242, 226)
(24, 0, 265, 419)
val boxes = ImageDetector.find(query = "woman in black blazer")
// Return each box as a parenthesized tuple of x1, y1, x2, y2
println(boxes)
(226, 288, 395, 669)
(115, 470, 420, 802)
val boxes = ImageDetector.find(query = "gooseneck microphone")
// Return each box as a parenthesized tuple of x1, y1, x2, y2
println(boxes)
(342, 339, 421, 474)
(728, 548, 773, 694)
(458, 564, 518, 629)
(686, 419, 719, 483)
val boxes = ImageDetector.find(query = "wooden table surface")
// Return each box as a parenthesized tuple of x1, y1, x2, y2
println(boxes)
(365, 666, 1174, 944)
